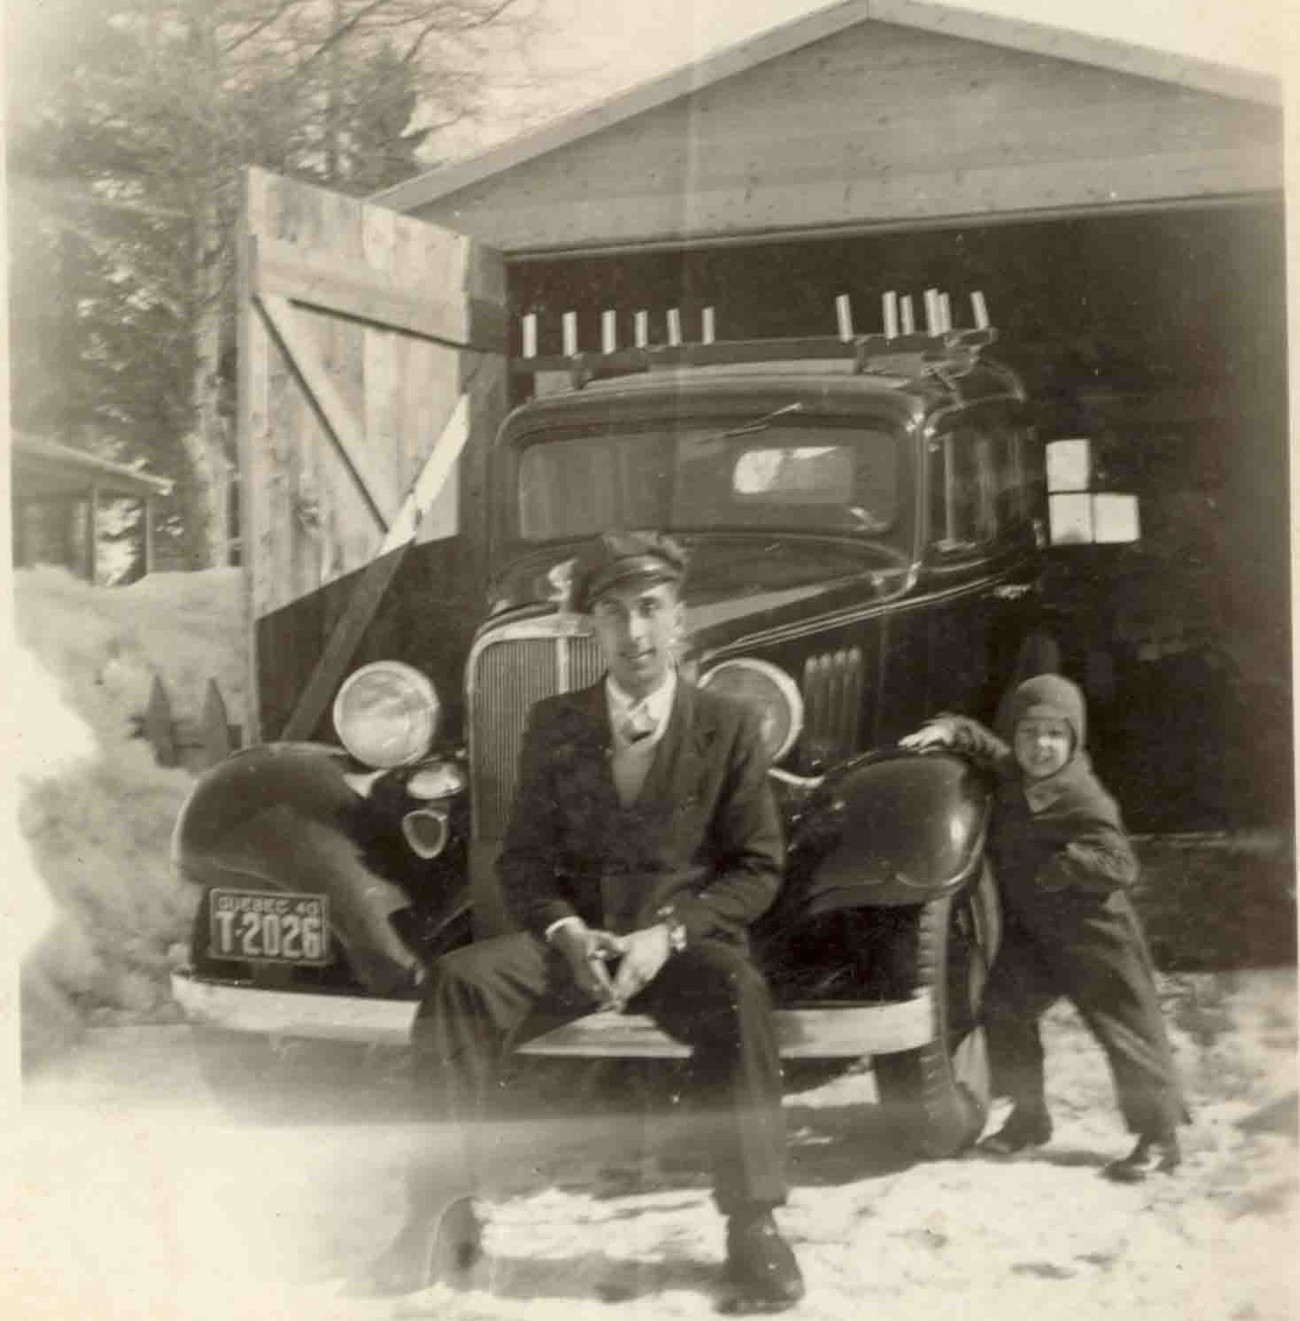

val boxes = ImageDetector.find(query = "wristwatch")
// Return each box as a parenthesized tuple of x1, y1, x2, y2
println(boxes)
(656, 905, 687, 954)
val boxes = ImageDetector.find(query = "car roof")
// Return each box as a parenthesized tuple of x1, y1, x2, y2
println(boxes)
(501, 355, 1023, 439)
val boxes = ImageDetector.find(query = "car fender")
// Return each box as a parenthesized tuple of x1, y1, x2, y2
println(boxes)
(173, 743, 424, 992)
(802, 751, 992, 911)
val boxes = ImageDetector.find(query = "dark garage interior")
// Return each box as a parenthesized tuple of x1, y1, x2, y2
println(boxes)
(508, 202, 1291, 832)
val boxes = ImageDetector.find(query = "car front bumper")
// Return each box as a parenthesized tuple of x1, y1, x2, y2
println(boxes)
(171, 968, 935, 1059)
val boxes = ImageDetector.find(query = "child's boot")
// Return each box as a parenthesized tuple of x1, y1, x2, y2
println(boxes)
(978, 1105, 1052, 1156)
(1103, 1131, 1181, 1182)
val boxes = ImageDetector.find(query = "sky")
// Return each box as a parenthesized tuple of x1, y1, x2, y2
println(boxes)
(443, 0, 1292, 159)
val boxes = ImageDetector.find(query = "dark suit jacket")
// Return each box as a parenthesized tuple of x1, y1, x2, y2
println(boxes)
(496, 677, 785, 943)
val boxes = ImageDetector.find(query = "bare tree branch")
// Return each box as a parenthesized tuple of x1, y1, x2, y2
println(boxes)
(219, 0, 312, 57)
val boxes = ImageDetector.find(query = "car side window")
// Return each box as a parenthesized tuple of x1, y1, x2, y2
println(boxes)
(929, 427, 998, 555)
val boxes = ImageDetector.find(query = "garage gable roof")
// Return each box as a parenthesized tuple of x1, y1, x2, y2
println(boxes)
(372, 0, 1280, 215)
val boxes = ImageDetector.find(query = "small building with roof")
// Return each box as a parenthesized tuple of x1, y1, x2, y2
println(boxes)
(11, 432, 173, 582)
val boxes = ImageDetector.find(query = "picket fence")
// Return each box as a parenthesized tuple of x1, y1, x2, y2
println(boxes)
(141, 675, 242, 773)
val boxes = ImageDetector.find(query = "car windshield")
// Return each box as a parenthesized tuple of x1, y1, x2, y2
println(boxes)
(515, 422, 906, 549)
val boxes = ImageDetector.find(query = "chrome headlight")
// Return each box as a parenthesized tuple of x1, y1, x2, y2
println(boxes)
(700, 658, 803, 764)
(332, 661, 440, 768)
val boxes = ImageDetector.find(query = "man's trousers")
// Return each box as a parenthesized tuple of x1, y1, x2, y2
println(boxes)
(984, 889, 1186, 1137)
(411, 931, 789, 1215)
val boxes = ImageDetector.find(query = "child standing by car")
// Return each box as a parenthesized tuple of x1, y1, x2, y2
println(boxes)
(900, 674, 1187, 1181)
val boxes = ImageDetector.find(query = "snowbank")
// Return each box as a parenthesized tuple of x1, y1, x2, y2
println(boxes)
(13, 567, 247, 1071)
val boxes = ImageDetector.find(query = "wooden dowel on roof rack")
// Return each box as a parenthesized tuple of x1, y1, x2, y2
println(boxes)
(521, 313, 538, 359)
(899, 295, 915, 335)
(601, 309, 617, 354)
(634, 310, 649, 347)
(835, 294, 853, 342)
(882, 291, 899, 339)
(667, 308, 682, 347)
(923, 289, 940, 335)
(970, 291, 990, 329)
(562, 311, 578, 357)
(702, 306, 716, 345)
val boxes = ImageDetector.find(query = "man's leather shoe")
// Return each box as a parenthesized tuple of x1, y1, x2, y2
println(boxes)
(1103, 1133, 1181, 1183)
(359, 1195, 482, 1296)
(720, 1209, 805, 1313)
(977, 1107, 1053, 1156)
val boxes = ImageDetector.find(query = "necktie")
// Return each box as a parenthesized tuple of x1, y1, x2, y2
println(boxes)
(619, 702, 656, 743)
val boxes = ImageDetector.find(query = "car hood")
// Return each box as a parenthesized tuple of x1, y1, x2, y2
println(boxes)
(487, 536, 909, 631)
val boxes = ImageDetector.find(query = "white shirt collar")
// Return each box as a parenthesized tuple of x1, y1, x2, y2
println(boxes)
(606, 669, 676, 744)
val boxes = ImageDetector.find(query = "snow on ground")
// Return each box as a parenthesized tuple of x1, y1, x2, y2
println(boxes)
(6, 968, 1296, 1321)
(12, 567, 246, 1067)
(6, 565, 1296, 1321)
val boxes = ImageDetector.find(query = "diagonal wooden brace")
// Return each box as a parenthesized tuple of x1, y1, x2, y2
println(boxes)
(279, 391, 471, 742)
(255, 292, 396, 532)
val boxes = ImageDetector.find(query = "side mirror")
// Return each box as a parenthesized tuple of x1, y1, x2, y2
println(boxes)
(1045, 438, 1140, 545)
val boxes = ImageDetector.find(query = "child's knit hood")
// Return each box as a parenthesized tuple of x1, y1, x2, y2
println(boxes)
(985, 672, 1139, 897)
(1001, 673, 1087, 755)
(998, 673, 1102, 817)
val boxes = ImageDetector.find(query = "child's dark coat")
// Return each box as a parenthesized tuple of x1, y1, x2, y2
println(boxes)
(944, 675, 1186, 1136)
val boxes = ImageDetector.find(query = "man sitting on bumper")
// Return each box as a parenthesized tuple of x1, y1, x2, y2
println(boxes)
(369, 529, 804, 1313)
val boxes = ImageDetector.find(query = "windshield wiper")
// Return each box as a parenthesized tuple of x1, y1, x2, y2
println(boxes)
(716, 401, 805, 440)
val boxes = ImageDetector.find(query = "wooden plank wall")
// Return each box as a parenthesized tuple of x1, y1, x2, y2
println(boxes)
(238, 168, 507, 740)
(255, 536, 484, 745)
(409, 20, 1282, 252)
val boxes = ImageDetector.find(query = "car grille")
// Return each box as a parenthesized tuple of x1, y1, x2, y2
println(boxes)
(801, 646, 865, 770)
(469, 628, 605, 840)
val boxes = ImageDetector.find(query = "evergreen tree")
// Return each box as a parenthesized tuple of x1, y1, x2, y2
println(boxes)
(7, 0, 529, 568)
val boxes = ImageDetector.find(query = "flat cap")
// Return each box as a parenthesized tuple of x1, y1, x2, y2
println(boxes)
(569, 530, 688, 614)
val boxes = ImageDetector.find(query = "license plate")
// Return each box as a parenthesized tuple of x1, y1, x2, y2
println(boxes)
(208, 889, 330, 965)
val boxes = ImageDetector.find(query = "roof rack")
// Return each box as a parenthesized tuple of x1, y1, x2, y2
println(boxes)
(512, 290, 997, 391)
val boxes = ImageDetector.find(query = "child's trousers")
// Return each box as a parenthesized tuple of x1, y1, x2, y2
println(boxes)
(983, 888, 1187, 1137)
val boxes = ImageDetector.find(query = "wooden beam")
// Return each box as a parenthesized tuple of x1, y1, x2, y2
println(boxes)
(255, 292, 396, 531)
(85, 486, 99, 583)
(510, 329, 995, 378)
(445, 144, 1281, 257)
(13, 499, 28, 568)
(249, 235, 506, 353)
(278, 544, 412, 741)
(142, 496, 154, 575)
(59, 496, 77, 567)
(503, 190, 1282, 262)
(239, 171, 269, 742)
(379, 392, 471, 553)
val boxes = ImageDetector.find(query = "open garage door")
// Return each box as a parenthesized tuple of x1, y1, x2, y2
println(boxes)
(237, 167, 508, 741)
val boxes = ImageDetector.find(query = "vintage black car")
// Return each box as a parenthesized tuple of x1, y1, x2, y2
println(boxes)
(173, 327, 1059, 1154)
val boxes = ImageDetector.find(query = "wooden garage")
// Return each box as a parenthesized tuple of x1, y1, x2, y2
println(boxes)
(374, 0, 1281, 255)
(369, 0, 1291, 830)
(365, 0, 1285, 644)
(237, 0, 1286, 829)
(12, 432, 172, 582)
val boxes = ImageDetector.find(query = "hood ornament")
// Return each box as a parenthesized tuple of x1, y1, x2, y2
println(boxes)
(546, 558, 578, 611)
